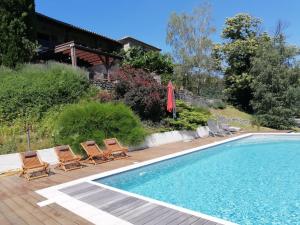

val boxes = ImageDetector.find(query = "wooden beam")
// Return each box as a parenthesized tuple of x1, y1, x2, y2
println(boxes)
(78, 54, 100, 61)
(75, 51, 94, 58)
(62, 49, 70, 55)
(70, 43, 77, 67)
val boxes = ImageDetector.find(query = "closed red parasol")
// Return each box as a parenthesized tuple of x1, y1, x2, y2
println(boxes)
(167, 81, 176, 118)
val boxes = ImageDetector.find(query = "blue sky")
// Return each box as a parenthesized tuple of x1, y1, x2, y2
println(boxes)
(36, 0, 300, 53)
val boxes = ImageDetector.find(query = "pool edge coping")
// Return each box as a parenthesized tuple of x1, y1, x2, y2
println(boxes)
(36, 133, 299, 225)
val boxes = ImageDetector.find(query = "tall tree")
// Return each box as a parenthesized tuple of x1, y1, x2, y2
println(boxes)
(166, 2, 216, 94)
(120, 47, 174, 84)
(214, 13, 270, 111)
(250, 25, 300, 129)
(0, 0, 37, 68)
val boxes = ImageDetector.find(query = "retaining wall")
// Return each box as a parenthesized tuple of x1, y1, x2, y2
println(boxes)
(0, 126, 209, 174)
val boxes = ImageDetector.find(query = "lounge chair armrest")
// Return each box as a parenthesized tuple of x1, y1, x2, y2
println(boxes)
(75, 155, 82, 160)
(23, 164, 47, 170)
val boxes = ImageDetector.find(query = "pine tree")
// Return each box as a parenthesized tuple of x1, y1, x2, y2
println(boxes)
(250, 30, 300, 129)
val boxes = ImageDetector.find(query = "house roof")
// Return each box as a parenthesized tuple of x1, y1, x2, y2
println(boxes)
(36, 13, 161, 52)
(36, 12, 123, 47)
(119, 36, 161, 51)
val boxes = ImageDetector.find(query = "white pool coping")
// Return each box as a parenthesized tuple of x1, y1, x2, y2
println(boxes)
(36, 133, 300, 225)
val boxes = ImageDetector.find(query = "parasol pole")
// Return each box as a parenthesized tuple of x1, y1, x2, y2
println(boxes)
(172, 85, 176, 119)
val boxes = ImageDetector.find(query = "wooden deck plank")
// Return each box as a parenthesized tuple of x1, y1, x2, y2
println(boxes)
(133, 206, 170, 224)
(128, 205, 164, 224)
(73, 186, 107, 200)
(178, 216, 202, 225)
(62, 182, 223, 225)
(77, 188, 107, 202)
(112, 199, 146, 217)
(24, 189, 92, 225)
(2, 198, 43, 225)
(119, 203, 157, 221)
(0, 135, 235, 225)
(142, 208, 179, 225)
(100, 197, 144, 213)
(152, 211, 186, 224)
(60, 182, 95, 195)
(191, 219, 216, 225)
(80, 191, 123, 208)
(1, 176, 66, 225)
(0, 203, 28, 225)
(106, 198, 144, 215)
(0, 210, 13, 225)
(11, 195, 58, 225)
(167, 214, 195, 225)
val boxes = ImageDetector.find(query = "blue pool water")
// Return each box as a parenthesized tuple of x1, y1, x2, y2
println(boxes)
(96, 135, 300, 225)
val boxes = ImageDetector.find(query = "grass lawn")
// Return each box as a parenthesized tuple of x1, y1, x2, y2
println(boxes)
(210, 106, 277, 132)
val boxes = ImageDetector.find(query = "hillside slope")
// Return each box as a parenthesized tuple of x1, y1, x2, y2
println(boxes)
(210, 106, 276, 132)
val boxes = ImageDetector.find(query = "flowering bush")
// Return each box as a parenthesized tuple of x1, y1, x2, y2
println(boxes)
(111, 66, 166, 121)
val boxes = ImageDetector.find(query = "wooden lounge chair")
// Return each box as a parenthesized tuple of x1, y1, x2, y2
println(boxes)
(54, 145, 83, 172)
(80, 140, 113, 165)
(19, 151, 49, 181)
(103, 138, 129, 160)
(207, 120, 227, 137)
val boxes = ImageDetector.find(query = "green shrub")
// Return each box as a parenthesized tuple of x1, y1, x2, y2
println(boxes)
(0, 62, 90, 122)
(53, 102, 146, 155)
(0, 137, 17, 154)
(38, 105, 65, 137)
(209, 99, 227, 109)
(165, 100, 211, 130)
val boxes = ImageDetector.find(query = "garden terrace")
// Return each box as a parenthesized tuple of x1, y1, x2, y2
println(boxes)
(54, 41, 122, 67)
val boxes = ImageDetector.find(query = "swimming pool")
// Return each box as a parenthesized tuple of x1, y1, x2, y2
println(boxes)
(96, 135, 300, 225)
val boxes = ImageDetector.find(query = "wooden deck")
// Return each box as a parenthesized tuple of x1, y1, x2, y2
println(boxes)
(0, 135, 237, 225)
(60, 182, 221, 225)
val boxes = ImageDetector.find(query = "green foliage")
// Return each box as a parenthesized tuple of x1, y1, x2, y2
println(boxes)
(250, 33, 300, 129)
(166, 2, 218, 94)
(214, 13, 270, 111)
(0, 115, 55, 154)
(0, 0, 37, 67)
(165, 100, 211, 130)
(0, 63, 90, 122)
(0, 137, 17, 154)
(194, 74, 224, 98)
(120, 47, 174, 84)
(222, 14, 261, 41)
(38, 105, 65, 137)
(53, 102, 146, 154)
(209, 99, 227, 109)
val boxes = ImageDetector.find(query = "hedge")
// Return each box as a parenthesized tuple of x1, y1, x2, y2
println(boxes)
(0, 62, 89, 122)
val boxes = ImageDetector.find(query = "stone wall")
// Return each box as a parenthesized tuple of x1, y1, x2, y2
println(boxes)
(90, 80, 115, 90)
(130, 126, 210, 151)
(0, 126, 210, 173)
